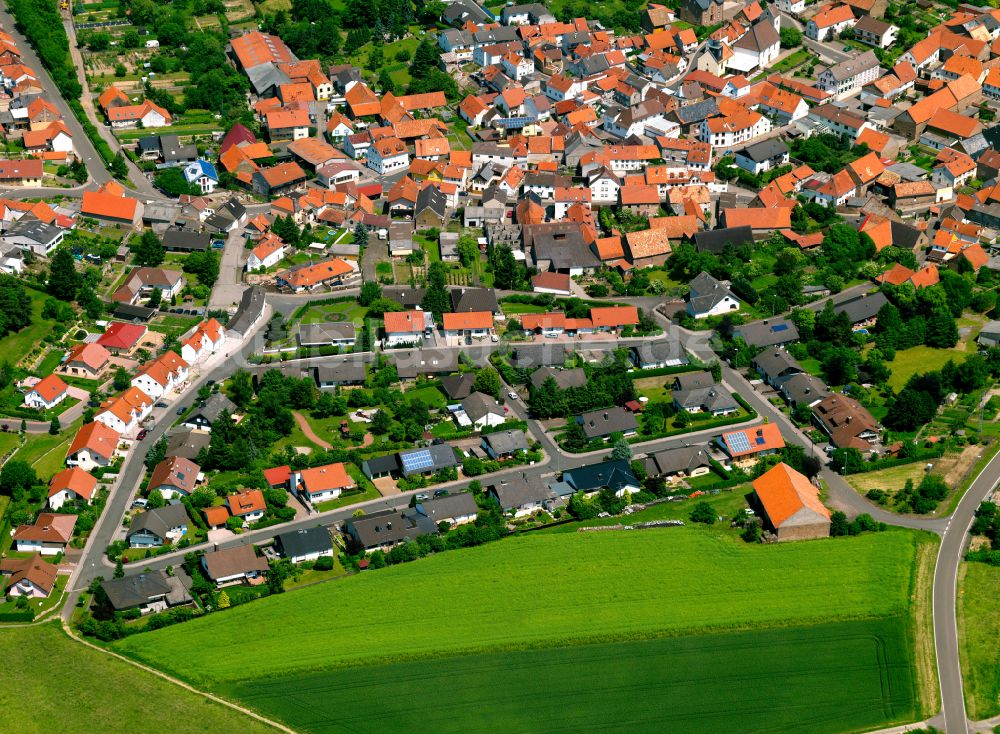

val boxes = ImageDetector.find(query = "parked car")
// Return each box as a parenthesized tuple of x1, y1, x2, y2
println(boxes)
(176, 406, 187, 415)
(433, 489, 449, 497)
(155, 401, 168, 408)
(131, 498, 148, 509)
(415, 493, 429, 501)
(507, 391, 518, 400)
(136, 429, 148, 440)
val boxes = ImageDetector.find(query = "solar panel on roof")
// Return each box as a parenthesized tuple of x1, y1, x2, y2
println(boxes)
(771, 323, 788, 332)
(401, 449, 434, 472)
(726, 431, 752, 455)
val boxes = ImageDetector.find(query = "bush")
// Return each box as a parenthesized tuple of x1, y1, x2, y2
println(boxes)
(689, 501, 716, 524)
(314, 556, 334, 571)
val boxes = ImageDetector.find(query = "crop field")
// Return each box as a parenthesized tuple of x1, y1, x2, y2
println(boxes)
(114, 529, 919, 685)
(0, 623, 275, 734)
(219, 617, 916, 734)
(959, 561, 1000, 718)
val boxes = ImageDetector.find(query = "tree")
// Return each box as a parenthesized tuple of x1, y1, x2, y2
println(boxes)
(184, 250, 220, 288)
(0, 460, 36, 495)
(154, 167, 201, 197)
(610, 437, 632, 461)
(217, 590, 231, 608)
(473, 367, 502, 399)
(353, 222, 369, 247)
(689, 501, 716, 524)
(134, 230, 165, 268)
(420, 262, 451, 318)
(147, 489, 165, 509)
(114, 559, 125, 578)
(144, 436, 167, 471)
(830, 510, 850, 536)
(491, 243, 520, 290)
(47, 248, 79, 301)
(49, 416, 59, 435)
(228, 369, 254, 409)
(359, 280, 382, 306)
(741, 519, 762, 543)
(456, 235, 478, 268)
(110, 153, 128, 179)
(113, 366, 131, 392)
(779, 26, 802, 48)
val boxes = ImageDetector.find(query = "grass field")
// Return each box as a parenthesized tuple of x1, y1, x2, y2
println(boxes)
(298, 301, 368, 326)
(887, 344, 974, 392)
(0, 623, 276, 734)
(959, 561, 1000, 718)
(114, 529, 920, 685)
(0, 287, 54, 368)
(220, 617, 916, 734)
(14, 417, 82, 481)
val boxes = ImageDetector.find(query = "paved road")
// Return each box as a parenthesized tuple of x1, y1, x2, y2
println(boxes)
(929, 453, 1000, 734)
(209, 228, 249, 310)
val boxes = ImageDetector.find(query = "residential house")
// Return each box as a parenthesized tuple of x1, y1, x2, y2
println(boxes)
(644, 445, 712, 482)
(298, 322, 356, 348)
(292, 462, 356, 505)
(101, 570, 191, 614)
(733, 318, 799, 347)
(414, 493, 479, 527)
(812, 392, 880, 451)
(246, 234, 286, 272)
(563, 459, 641, 498)
(442, 311, 495, 341)
(344, 508, 437, 552)
(96, 322, 147, 356)
(734, 138, 789, 175)
(577, 406, 638, 440)
(816, 51, 881, 99)
(275, 527, 333, 563)
(481, 429, 529, 459)
(47, 467, 98, 511)
(94, 386, 153, 436)
(130, 351, 189, 401)
(200, 545, 269, 587)
(631, 340, 689, 369)
(686, 271, 740, 318)
(488, 473, 557, 517)
(805, 4, 856, 41)
(66, 421, 120, 472)
(227, 489, 267, 524)
(147, 456, 200, 499)
(112, 267, 184, 305)
(12, 513, 76, 556)
(384, 309, 432, 347)
(0, 554, 58, 598)
(751, 462, 830, 541)
(23, 374, 68, 411)
(126, 503, 189, 547)
(181, 394, 237, 432)
(672, 371, 738, 415)
(459, 391, 507, 429)
(752, 348, 803, 387)
(180, 318, 226, 365)
(716, 423, 785, 465)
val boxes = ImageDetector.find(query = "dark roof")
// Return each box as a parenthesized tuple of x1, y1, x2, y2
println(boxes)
(299, 321, 356, 346)
(645, 445, 711, 476)
(314, 361, 367, 385)
(415, 185, 447, 218)
(482, 429, 529, 454)
(113, 303, 156, 322)
(127, 503, 189, 542)
(462, 391, 504, 422)
(529, 365, 587, 390)
(362, 453, 400, 476)
(753, 349, 803, 381)
(201, 544, 269, 580)
(780, 372, 831, 406)
(450, 287, 500, 314)
(563, 459, 639, 493)
(388, 349, 486, 378)
(396, 444, 460, 476)
(577, 407, 637, 438)
(275, 526, 332, 558)
(162, 228, 211, 252)
(347, 508, 437, 549)
(631, 340, 689, 365)
(101, 571, 176, 610)
(687, 271, 738, 314)
(831, 292, 888, 324)
(165, 428, 211, 460)
(694, 226, 755, 253)
(488, 473, 554, 509)
(733, 318, 800, 347)
(441, 372, 477, 400)
(416, 492, 479, 523)
(189, 393, 237, 424)
(382, 286, 427, 308)
(738, 138, 787, 163)
(510, 344, 571, 369)
(227, 286, 265, 336)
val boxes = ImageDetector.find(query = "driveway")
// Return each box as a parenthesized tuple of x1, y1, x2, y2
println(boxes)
(361, 234, 388, 282)
(209, 229, 249, 309)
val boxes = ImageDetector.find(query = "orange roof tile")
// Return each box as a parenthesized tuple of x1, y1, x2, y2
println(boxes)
(442, 311, 493, 330)
(48, 467, 98, 501)
(752, 462, 830, 527)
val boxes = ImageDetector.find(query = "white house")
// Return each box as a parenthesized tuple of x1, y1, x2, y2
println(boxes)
(699, 109, 772, 148)
(180, 318, 226, 365)
(47, 468, 98, 511)
(460, 392, 507, 429)
(805, 4, 856, 41)
(383, 310, 431, 347)
(588, 167, 622, 204)
(66, 421, 121, 472)
(130, 351, 189, 401)
(246, 233, 286, 272)
(366, 137, 410, 175)
(816, 51, 881, 99)
(775, 0, 805, 15)
(292, 462, 356, 505)
(94, 386, 153, 436)
(23, 374, 68, 411)
(442, 311, 495, 342)
(183, 159, 219, 195)
(687, 271, 741, 318)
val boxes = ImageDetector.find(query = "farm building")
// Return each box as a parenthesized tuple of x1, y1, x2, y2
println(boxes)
(750, 462, 831, 541)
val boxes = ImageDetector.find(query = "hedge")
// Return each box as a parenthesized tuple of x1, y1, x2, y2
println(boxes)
(628, 363, 707, 379)
(840, 445, 947, 475)
(0, 610, 35, 623)
(290, 295, 357, 322)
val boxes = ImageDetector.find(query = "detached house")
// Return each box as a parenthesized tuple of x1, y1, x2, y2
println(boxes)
(805, 4, 856, 41)
(201, 545, 269, 587)
(366, 137, 410, 175)
(126, 504, 189, 547)
(292, 462, 356, 505)
(23, 374, 68, 411)
(812, 393, 880, 451)
(130, 350, 189, 401)
(94, 386, 153, 436)
(47, 467, 98, 511)
(13, 513, 76, 556)
(66, 421, 121, 472)
(227, 489, 267, 524)
(717, 423, 785, 466)
(751, 462, 830, 541)
(148, 456, 200, 499)
(686, 271, 740, 318)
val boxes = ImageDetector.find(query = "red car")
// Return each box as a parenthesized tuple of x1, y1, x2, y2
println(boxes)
(136, 429, 149, 441)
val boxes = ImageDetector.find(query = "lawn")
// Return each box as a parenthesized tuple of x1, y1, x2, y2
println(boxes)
(313, 484, 381, 512)
(0, 430, 22, 458)
(403, 384, 447, 409)
(114, 528, 921, 685)
(220, 616, 916, 734)
(632, 375, 672, 403)
(298, 301, 368, 327)
(501, 302, 547, 314)
(772, 48, 813, 73)
(35, 348, 64, 377)
(0, 623, 276, 734)
(959, 561, 1000, 719)
(14, 417, 82, 481)
(887, 345, 973, 392)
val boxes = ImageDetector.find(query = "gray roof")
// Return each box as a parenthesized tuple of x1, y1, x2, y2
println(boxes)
(674, 384, 737, 413)
(382, 286, 427, 308)
(299, 321, 356, 346)
(674, 371, 715, 392)
(578, 407, 637, 438)
(563, 459, 639, 493)
(314, 361, 367, 385)
(510, 344, 571, 369)
(821, 50, 880, 82)
(441, 372, 477, 400)
(645, 445, 711, 476)
(275, 526, 332, 558)
(733, 18, 780, 54)
(101, 570, 189, 610)
(979, 320, 1000, 339)
(733, 318, 800, 347)
(529, 366, 587, 390)
(201, 544, 269, 580)
(450, 287, 500, 314)
(398, 444, 460, 476)
(738, 138, 788, 163)
(127, 503, 189, 543)
(462, 391, 505, 422)
(347, 508, 437, 549)
(227, 286, 265, 337)
(694, 226, 755, 253)
(416, 492, 479, 523)
(687, 271, 738, 314)
(245, 62, 291, 95)
(482, 429, 528, 455)
(189, 393, 237, 424)
(416, 185, 447, 219)
(5, 219, 62, 245)
(488, 473, 554, 510)
(632, 340, 689, 365)
(780, 372, 831, 407)
(753, 349, 803, 381)
(165, 428, 211, 461)
(388, 349, 485, 378)
(831, 292, 888, 324)
(162, 229, 211, 252)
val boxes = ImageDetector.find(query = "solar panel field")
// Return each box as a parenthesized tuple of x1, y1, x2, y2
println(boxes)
(218, 617, 917, 734)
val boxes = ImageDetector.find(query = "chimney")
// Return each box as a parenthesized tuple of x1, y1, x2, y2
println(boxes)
(386, 522, 392, 530)
(603, 412, 609, 419)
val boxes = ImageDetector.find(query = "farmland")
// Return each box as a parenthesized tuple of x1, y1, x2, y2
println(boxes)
(219, 617, 917, 734)
(114, 528, 921, 685)
(0, 623, 275, 734)
(959, 561, 1000, 719)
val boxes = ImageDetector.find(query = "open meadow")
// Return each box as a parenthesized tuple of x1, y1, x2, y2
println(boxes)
(115, 528, 921, 685)
(219, 617, 917, 734)
(0, 623, 275, 734)
(959, 561, 1000, 719)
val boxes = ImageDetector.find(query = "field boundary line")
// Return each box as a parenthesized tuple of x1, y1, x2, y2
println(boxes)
(59, 620, 295, 734)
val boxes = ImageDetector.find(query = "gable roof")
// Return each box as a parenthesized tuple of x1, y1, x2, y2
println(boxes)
(68, 421, 120, 461)
(48, 467, 98, 502)
(752, 462, 830, 528)
(720, 423, 785, 457)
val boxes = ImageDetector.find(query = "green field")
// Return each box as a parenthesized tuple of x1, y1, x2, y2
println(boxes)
(0, 623, 276, 734)
(959, 561, 1000, 718)
(114, 529, 920, 685)
(220, 617, 917, 734)
(13, 416, 82, 481)
(886, 340, 977, 392)
(0, 287, 55, 367)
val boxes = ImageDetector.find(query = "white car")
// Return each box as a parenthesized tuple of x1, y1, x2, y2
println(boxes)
(490, 334, 499, 342)
(507, 391, 518, 400)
